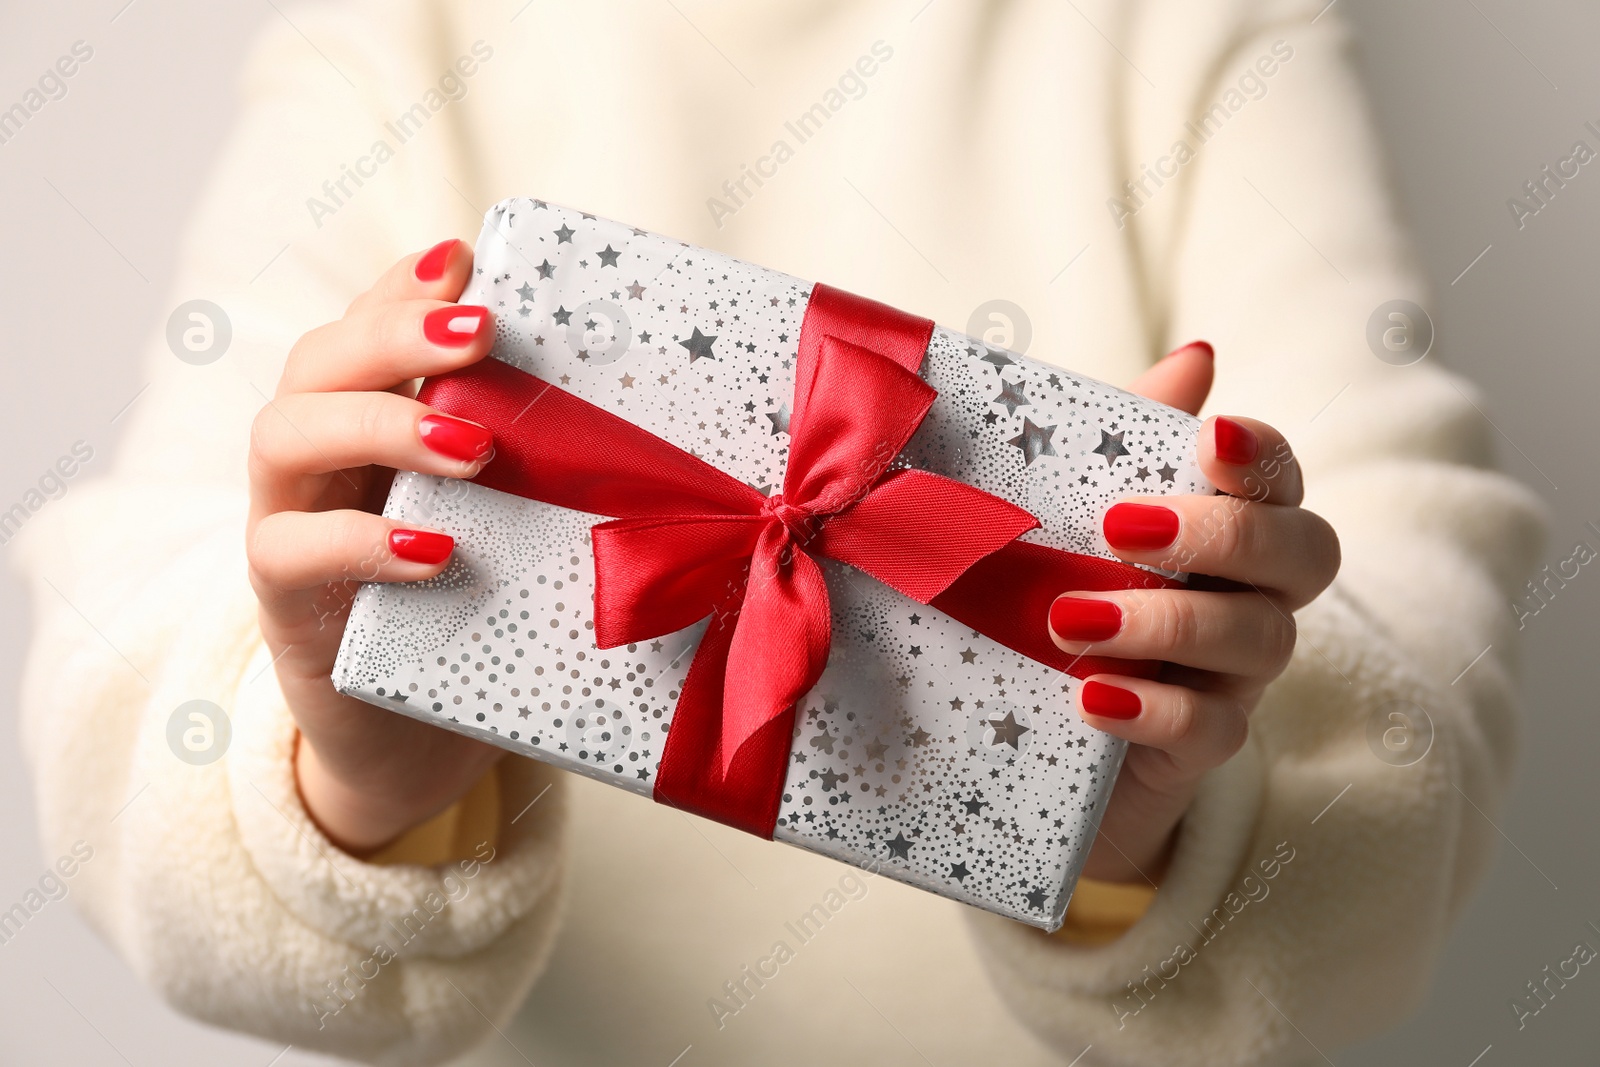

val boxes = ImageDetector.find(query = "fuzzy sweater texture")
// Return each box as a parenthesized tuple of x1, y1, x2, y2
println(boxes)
(15, 1, 1548, 1064)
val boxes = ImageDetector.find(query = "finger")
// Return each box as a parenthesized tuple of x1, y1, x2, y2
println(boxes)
(250, 391, 492, 504)
(1200, 415, 1303, 506)
(1076, 675, 1249, 776)
(348, 238, 475, 315)
(1048, 588, 1296, 678)
(1124, 340, 1213, 416)
(1099, 497, 1340, 609)
(281, 297, 494, 395)
(248, 509, 455, 604)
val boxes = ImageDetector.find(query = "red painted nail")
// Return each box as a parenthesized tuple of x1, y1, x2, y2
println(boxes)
(423, 305, 489, 347)
(389, 529, 454, 565)
(1103, 502, 1179, 551)
(419, 414, 493, 462)
(414, 239, 459, 282)
(1049, 596, 1123, 642)
(1164, 340, 1213, 360)
(1213, 416, 1259, 465)
(1081, 680, 1142, 720)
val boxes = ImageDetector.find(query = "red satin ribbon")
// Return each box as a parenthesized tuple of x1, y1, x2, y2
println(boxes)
(418, 283, 1178, 836)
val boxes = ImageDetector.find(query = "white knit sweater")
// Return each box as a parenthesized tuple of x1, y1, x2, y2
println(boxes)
(15, 1, 1547, 1064)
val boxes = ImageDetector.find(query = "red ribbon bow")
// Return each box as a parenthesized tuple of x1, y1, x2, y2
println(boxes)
(418, 284, 1176, 836)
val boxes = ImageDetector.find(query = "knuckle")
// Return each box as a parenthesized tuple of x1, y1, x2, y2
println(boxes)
(1214, 502, 1258, 562)
(1164, 686, 1200, 748)
(1214, 700, 1251, 761)
(247, 404, 283, 474)
(1162, 689, 1249, 769)
(366, 302, 408, 360)
(1257, 608, 1298, 673)
(1307, 511, 1342, 588)
(282, 322, 337, 388)
(1235, 601, 1299, 675)
(1252, 432, 1297, 481)
(321, 510, 366, 561)
(245, 516, 281, 582)
(1151, 592, 1201, 654)
(378, 256, 418, 303)
(345, 287, 376, 318)
(354, 391, 393, 446)
(334, 514, 389, 578)
(1188, 495, 1246, 563)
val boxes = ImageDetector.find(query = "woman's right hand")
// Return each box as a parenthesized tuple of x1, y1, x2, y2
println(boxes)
(246, 238, 506, 855)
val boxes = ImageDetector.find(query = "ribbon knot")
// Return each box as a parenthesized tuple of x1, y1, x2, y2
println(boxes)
(760, 493, 817, 548)
(417, 282, 1181, 838)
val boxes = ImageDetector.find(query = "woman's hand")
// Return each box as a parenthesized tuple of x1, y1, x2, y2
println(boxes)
(246, 239, 504, 855)
(1056, 342, 1340, 884)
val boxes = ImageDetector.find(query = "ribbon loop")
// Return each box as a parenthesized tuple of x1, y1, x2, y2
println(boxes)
(783, 332, 935, 517)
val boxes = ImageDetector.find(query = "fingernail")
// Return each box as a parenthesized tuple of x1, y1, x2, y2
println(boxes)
(1049, 595, 1123, 642)
(1081, 680, 1142, 720)
(1103, 502, 1179, 551)
(1213, 416, 1259, 465)
(424, 305, 489, 346)
(389, 529, 454, 565)
(1164, 340, 1213, 360)
(414, 239, 459, 282)
(419, 414, 493, 462)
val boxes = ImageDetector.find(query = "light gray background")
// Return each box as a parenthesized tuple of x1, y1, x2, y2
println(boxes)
(0, 2, 1593, 1064)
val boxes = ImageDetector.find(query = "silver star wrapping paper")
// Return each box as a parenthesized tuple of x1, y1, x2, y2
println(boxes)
(333, 198, 1212, 930)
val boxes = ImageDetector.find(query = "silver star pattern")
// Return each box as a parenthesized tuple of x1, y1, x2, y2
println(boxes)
(993, 378, 1030, 416)
(1008, 418, 1058, 466)
(1091, 429, 1129, 467)
(985, 710, 1031, 749)
(679, 326, 717, 361)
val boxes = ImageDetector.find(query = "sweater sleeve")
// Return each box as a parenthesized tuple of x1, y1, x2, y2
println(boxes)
(12, 7, 568, 1066)
(964, 2, 1548, 1064)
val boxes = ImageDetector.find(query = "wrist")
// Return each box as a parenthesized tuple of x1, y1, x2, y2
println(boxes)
(293, 733, 425, 856)
(1082, 801, 1185, 885)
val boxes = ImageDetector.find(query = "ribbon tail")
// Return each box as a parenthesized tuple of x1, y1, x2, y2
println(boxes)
(419, 357, 764, 518)
(931, 540, 1182, 680)
(718, 527, 832, 776)
(651, 583, 799, 838)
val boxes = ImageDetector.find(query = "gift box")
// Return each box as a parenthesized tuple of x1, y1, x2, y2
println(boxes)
(333, 198, 1211, 930)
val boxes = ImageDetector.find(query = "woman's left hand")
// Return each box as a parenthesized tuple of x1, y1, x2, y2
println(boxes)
(1053, 341, 1341, 884)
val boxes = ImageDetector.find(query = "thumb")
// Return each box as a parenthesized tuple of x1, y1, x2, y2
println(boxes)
(1124, 340, 1214, 415)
